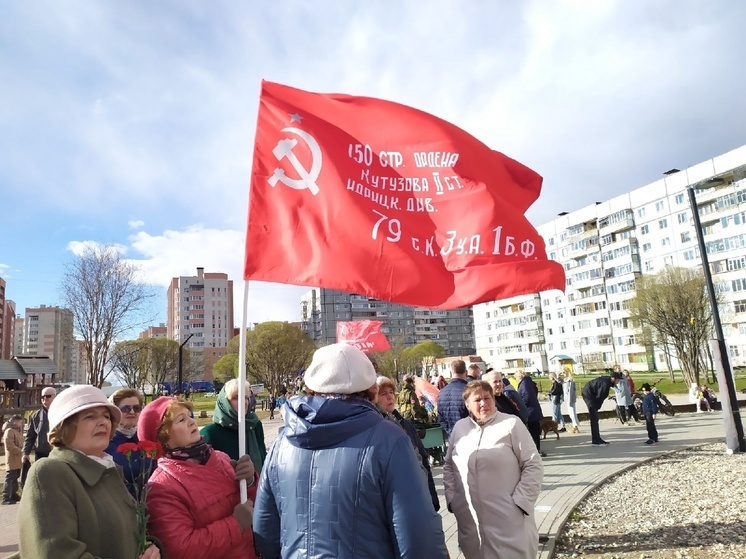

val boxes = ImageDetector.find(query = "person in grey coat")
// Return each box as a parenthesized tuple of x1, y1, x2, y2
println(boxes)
(562, 367, 580, 433)
(612, 375, 640, 424)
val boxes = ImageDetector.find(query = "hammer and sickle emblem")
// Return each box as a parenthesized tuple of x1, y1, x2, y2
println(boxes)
(267, 127, 322, 196)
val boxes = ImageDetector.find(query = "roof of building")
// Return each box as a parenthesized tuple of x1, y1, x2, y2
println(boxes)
(0, 360, 28, 381)
(10, 356, 59, 377)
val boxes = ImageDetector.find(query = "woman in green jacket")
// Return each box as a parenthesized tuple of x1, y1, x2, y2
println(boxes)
(200, 379, 266, 471)
(16, 385, 160, 559)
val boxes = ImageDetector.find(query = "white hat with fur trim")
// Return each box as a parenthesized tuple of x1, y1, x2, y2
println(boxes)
(48, 385, 122, 431)
(304, 343, 376, 395)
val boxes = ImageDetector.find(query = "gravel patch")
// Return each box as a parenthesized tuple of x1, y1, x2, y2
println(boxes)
(554, 443, 746, 559)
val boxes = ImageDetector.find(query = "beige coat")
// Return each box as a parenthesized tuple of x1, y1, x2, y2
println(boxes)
(3, 427, 23, 470)
(444, 411, 543, 559)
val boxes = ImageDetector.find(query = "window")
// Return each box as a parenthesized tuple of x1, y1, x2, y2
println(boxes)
(645, 260, 654, 272)
(675, 193, 685, 204)
(733, 278, 746, 293)
(658, 219, 668, 230)
(641, 225, 649, 235)
(642, 242, 652, 252)
(637, 207, 646, 218)
(677, 212, 688, 224)
(736, 300, 746, 314)
(681, 232, 691, 243)
(655, 200, 665, 212)
(661, 237, 671, 246)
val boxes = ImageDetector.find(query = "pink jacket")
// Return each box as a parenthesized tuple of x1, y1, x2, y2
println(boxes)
(146, 450, 257, 559)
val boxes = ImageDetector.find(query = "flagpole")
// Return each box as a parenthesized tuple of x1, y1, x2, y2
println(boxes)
(237, 279, 250, 503)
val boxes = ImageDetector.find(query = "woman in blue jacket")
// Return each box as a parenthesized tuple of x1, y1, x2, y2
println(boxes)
(253, 343, 447, 559)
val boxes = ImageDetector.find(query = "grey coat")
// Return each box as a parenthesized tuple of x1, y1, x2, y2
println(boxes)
(562, 378, 577, 407)
(613, 377, 632, 407)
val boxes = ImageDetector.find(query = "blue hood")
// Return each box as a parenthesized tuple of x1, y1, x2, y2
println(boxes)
(284, 395, 383, 449)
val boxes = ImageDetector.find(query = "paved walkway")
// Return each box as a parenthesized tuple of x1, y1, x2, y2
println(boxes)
(1, 399, 743, 558)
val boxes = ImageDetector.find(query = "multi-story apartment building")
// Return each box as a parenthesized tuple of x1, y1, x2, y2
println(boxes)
(13, 317, 24, 357)
(17, 305, 74, 380)
(167, 267, 234, 380)
(0, 278, 14, 359)
(70, 339, 89, 384)
(475, 145, 746, 373)
(139, 323, 167, 339)
(301, 288, 475, 357)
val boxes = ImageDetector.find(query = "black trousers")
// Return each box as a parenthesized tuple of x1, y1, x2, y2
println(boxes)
(626, 404, 641, 422)
(645, 413, 658, 442)
(21, 451, 49, 487)
(584, 400, 603, 443)
(527, 420, 541, 452)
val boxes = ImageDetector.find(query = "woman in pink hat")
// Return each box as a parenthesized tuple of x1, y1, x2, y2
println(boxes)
(138, 396, 258, 559)
(16, 384, 160, 559)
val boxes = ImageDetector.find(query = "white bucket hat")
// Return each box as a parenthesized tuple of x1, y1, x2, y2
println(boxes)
(48, 385, 122, 432)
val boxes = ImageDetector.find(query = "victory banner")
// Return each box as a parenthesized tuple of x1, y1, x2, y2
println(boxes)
(336, 320, 391, 354)
(244, 81, 565, 308)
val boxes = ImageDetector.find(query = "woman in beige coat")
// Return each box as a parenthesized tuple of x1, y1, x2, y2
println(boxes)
(444, 380, 543, 559)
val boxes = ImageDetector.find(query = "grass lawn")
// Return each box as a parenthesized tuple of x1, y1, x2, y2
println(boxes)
(180, 393, 273, 428)
(534, 372, 746, 396)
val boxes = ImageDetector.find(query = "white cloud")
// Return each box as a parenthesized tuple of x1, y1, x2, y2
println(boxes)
(128, 220, 145, 230)
(66, 240, 128, 257)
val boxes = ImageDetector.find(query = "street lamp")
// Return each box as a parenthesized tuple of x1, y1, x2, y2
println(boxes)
(177, 333, 194, 392)
(686, 176, 746, 452)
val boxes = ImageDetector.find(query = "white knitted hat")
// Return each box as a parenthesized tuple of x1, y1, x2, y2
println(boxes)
(48, 385, 122, 431)
(304, 343, 376, 395)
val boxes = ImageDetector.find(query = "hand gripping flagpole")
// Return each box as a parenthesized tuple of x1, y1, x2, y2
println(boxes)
(237, 280, 250, 503)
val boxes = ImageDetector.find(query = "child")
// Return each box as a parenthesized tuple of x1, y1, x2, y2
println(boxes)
(640, 383, 658, 445)
(2, 414, 24, 504)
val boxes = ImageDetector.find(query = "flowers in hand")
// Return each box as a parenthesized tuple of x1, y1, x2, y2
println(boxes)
(117, 440, 164, 554)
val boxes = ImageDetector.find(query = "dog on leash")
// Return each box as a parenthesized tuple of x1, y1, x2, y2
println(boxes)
(540, 418, 560, 440)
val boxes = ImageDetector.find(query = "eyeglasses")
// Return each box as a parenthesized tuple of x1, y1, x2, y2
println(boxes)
(119, 405, 143, 413)
(42, 395, 54, 399)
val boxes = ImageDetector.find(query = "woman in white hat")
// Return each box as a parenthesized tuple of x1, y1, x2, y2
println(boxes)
(16, 385, 160, 559)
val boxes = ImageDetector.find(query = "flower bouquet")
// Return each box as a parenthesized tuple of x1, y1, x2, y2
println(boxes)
(117, 440, 164, 554)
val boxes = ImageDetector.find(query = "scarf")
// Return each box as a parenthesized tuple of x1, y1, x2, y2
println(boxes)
(116, 425, 138, 439)
(166, 437, 213, 465)
(212, 385, 264, 470)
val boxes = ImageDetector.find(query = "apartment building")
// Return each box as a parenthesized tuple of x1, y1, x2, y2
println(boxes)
(167, 267, 234, 380)
(17, 305, 74, 380)
(301, 288, 475, 357)
(0, 277, 15, 359)
(139, 323, 167, 339)
(70, 339, 89, 384)
(474, 145, 746, 374)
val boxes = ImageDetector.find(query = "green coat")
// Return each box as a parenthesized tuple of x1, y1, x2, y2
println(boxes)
(200, 386, 267, 471)
(16, 446, 139, 559)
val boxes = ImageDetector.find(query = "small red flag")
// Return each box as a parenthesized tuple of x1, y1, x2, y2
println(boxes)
(244, 81, 565, 308)
(336, 320, 391, 354)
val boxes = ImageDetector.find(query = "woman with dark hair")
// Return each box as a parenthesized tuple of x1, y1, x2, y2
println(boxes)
(17, 385, 160, 559)
(375, 376, 440, 511)
(444, 380, 543, 559)
(106, 387, 152, 497)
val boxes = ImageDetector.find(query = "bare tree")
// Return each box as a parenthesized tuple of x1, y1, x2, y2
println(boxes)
(60, 245, 156, 387)
(629, 267, 715, 386)
(110, 340, 149, 390)
(145, 338, 180, 394)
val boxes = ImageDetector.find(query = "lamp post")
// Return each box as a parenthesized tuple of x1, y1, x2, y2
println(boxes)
(687, 178, 746, 452)
(177, 333, 194, 392)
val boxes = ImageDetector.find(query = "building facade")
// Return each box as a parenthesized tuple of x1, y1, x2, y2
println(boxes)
(16, 305, 74, 381)
(139, 323, 167, 339)
(474, 145, 746, 374)
(167, 267, 234, 380)
(0, 277, 14, 360)
(301, 288, 475, 357)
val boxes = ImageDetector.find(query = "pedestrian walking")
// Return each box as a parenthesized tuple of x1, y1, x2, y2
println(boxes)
(548, 372, 566, 432)
(517, 370, 545, 457)
(438, 359, 469, 439)
(562, 367, 580, 433)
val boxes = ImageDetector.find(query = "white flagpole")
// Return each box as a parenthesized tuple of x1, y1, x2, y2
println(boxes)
(237, 279, 250, 503)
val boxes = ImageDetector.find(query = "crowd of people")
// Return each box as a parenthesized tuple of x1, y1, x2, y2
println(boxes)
(3, 350, 721, 558)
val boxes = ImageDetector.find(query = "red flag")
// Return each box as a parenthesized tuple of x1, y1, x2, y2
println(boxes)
(244, 81, 565, 308)
(414, 376, 441, 405)
(336, 320, 391, 354)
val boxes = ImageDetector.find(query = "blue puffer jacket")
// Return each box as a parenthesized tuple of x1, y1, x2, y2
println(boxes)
(437, 378, 469, 437)
(253, 396, 448, 559)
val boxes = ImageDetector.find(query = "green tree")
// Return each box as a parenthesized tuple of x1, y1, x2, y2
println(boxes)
(144, 338, 180, 394)
(213, 353, 239, 384)
(60, 245, 156, 386)
(400, 341, 446, 376)
(368, 335, 409, 381)
(226, 322, 317, 391)
(629, 267, 715, 386)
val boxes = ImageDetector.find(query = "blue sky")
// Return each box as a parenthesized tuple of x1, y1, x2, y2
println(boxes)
(2, 1, 745, 328)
